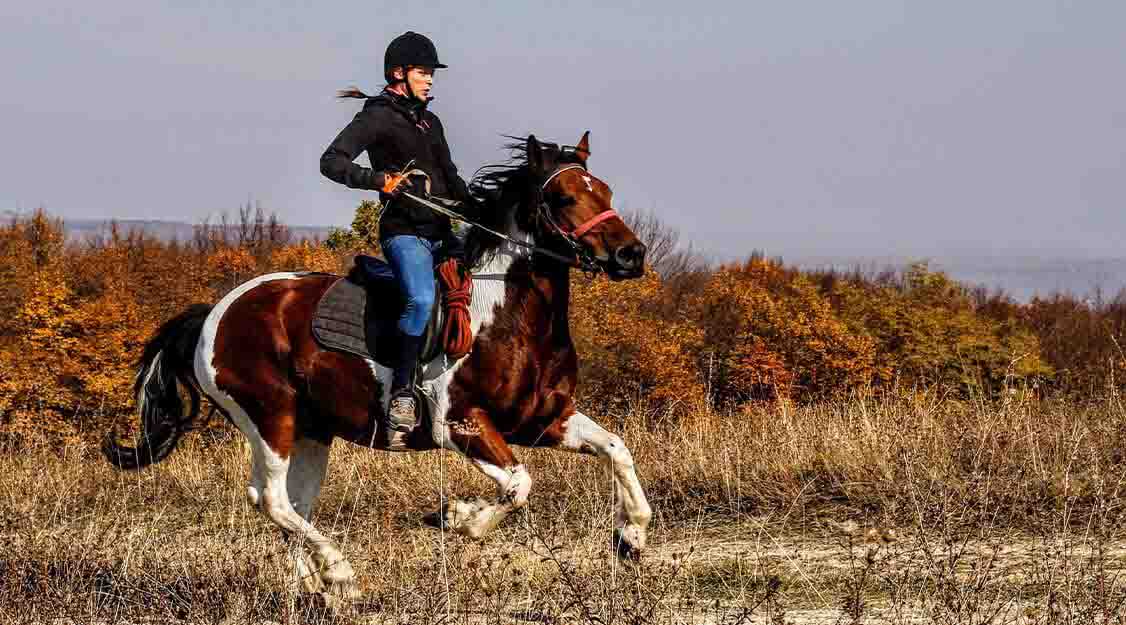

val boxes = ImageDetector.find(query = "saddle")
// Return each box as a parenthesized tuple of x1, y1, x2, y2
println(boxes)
(311, 255, 473, 369)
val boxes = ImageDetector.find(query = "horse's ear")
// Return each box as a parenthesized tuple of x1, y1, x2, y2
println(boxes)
(575, 131, 591, 163)
(527, 134, 545, 177)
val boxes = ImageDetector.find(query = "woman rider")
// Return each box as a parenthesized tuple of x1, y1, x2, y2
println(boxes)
(320, 31, 477, 450)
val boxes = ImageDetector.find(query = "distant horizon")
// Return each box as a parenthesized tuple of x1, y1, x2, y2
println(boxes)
(48, 211, 1126, 302)
(49, 210, 1126, 262)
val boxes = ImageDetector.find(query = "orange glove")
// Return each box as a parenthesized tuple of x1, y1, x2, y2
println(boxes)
(382, 172, 411, 195)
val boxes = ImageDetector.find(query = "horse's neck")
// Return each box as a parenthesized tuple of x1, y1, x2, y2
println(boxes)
(469, 226, 571, 344)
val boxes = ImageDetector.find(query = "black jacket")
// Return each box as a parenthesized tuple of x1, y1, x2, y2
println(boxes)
(320, 90, 475, 240)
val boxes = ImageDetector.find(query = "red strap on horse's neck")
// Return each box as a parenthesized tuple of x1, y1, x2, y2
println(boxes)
(570, 210, 618, 238)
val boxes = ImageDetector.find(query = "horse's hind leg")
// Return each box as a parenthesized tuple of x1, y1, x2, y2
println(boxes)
(286, 437, 332, 594)
(288, 437, 331, 520)
(254, 429, 358, 599)
(216, 387, 358, 598)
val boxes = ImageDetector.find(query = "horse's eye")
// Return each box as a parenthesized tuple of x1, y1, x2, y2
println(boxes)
(548, 194, 576, 209)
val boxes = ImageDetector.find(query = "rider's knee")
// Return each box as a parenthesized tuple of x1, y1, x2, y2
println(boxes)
(405, 288, 435, 313)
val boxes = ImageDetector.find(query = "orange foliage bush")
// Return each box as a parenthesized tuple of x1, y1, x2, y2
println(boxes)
(0, 209, 351, 443)
(825, 262, 1051, 392)
(691, 258, 877, 401)
(570, 269, 705, 410)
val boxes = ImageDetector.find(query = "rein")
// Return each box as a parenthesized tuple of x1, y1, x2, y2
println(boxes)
(399, 191, 586, 269)
(400, 163, 618, 273)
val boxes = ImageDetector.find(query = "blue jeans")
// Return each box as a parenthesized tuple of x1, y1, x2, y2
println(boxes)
(382, 235, 439, 337)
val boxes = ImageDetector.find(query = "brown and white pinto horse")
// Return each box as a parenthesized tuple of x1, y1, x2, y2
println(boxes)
(104, 133, 652, 599)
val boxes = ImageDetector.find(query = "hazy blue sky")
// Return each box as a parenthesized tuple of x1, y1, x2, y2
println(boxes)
(3, 1, 1123, 260)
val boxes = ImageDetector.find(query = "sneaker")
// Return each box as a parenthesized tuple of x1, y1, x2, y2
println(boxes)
(386, 396, 416, 451)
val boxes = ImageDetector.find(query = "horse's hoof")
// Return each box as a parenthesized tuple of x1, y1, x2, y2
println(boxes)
(613, 527, 645, 561)
(321, 579, 363, 610)
(319, 559, 356, 586)
(427, 497, 492, 538)
(298, 570, 326, 594)
(422, 507, 448, 529)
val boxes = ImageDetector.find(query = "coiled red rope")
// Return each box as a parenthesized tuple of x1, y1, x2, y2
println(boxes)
(437, 258, 473, 359)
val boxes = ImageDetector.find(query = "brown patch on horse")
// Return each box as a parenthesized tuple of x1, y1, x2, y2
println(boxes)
(213, 275, 338, 457)
(211, 272, 445, 453)
(448, 407, 519, 468)
(446, 259, 578, 452)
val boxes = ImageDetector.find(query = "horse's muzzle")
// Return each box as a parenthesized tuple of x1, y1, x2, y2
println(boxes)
(607, 241, 647, 280)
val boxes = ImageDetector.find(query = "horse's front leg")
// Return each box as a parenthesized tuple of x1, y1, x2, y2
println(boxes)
(433, 407, 532, 539)
(554, 410, 652, 558)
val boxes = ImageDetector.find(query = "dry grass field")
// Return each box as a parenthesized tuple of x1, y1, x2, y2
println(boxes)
(3, 391, 1126, 624)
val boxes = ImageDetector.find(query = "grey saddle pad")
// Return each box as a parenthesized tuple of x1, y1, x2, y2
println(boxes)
(311, 277, 444, 365)
(311, 278, 371, 359)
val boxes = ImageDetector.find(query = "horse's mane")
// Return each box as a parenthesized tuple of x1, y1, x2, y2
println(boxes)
(464, 136, 584, 269)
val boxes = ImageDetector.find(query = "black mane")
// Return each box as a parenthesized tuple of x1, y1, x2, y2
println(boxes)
(464, 136, 584, 269)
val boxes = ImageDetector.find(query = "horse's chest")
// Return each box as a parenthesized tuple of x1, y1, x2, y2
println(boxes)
(448, 336, 575, 425)
(424, 260, 575, 437)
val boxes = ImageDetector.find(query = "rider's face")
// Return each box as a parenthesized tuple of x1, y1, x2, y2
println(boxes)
(402, 66, 434, 101)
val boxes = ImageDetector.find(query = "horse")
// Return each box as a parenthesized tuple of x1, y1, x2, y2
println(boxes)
(102, 132, 652, 600)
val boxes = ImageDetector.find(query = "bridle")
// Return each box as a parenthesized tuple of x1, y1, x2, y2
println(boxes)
(535, 163, 620, 272)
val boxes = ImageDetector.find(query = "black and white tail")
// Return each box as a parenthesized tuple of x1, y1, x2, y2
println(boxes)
(102, 304, 213, 470)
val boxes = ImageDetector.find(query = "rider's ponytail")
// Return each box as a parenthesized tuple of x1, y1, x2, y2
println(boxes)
(336, 86, 372, 100)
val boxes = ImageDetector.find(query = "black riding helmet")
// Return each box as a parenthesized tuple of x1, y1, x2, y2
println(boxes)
(384, 31, 446, 83)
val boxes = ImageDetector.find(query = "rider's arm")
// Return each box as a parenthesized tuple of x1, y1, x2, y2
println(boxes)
(319, 113, 387, 191)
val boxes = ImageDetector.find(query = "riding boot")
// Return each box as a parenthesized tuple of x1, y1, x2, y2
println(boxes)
(386, 333, 423, 451)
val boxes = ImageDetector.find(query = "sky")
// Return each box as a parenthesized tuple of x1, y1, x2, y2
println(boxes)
(2, 0, 1124, 261)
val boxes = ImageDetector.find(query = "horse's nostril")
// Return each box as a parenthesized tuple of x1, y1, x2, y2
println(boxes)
(614, 242, 647, 269)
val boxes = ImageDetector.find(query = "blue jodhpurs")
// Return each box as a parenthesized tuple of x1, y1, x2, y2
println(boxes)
(381, 235, 439, 337)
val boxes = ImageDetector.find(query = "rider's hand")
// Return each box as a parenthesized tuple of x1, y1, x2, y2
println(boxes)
(381, 171, 412, 196)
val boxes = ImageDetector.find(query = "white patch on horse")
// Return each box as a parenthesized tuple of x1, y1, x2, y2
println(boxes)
(582, 175, 593, 192)
(193, 272, 357, 595)
(288, 438, 331, 520)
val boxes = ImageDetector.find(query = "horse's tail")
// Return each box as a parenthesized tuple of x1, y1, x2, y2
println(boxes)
(102, 303, 213, 470)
